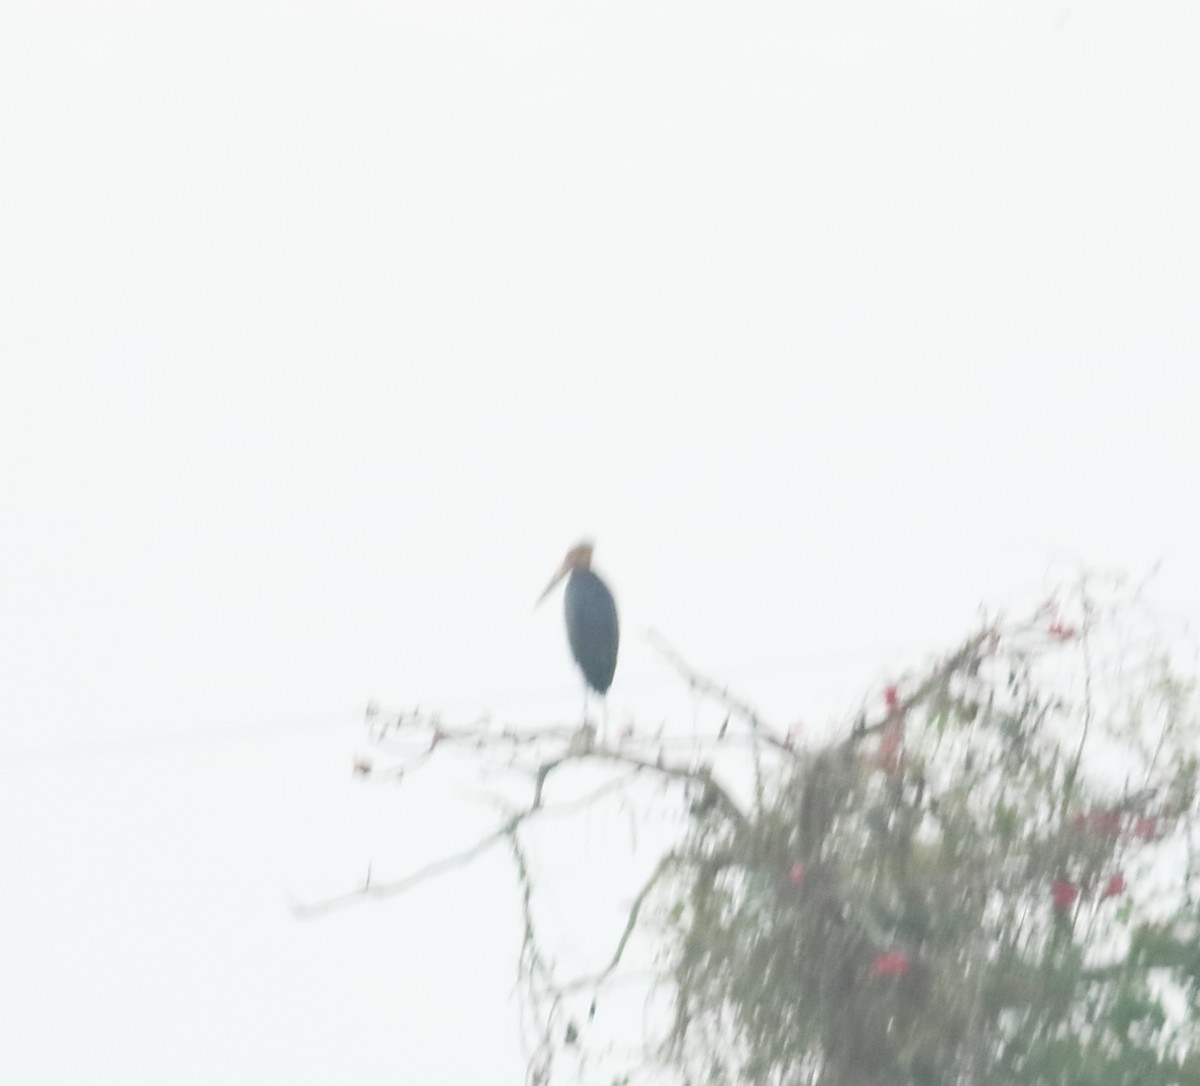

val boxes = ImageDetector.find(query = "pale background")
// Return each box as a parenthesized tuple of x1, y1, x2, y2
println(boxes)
(1, 1, 1198, 1082)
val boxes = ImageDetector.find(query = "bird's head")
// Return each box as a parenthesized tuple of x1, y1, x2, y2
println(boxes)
(535, 540, 595, 606)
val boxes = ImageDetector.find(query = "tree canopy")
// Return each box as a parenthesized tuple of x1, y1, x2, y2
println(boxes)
(312, 577, 1200, 1086)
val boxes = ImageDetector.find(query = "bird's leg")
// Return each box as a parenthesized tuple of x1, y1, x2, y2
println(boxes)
(578, 687, 608, 746)
(571, 686, 598, 753)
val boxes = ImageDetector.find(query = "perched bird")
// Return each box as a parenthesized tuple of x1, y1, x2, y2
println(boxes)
(536, 541, 620, 697)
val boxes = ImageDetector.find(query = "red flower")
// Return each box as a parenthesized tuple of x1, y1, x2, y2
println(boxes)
(1071, 811, 1162, 842)
(884, 685, 900, 710)
(870, 951, 910, 978)
(1132, 816, 1159, 840)
(1102, 873, 1126, 899)
(788, 863, 807, 888)
(1052, 880, 1080, 911)
(1085, 810, 1124, 837)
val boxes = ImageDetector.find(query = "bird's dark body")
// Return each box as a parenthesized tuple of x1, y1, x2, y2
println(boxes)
(564, 568, 619, 695)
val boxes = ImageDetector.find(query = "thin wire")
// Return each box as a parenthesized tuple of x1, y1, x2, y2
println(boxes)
(0, 710, 353, 767)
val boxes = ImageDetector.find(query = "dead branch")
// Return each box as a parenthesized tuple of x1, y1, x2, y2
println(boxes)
(647, 629, 789, 751)
(290, 811, 525, 919)
(530, 745, 751, 834)
(560, 850, 682, 993)
(295, 739, 751, 922)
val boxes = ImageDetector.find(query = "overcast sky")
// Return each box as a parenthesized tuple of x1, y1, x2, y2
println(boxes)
(2, 1, 1199, 1082)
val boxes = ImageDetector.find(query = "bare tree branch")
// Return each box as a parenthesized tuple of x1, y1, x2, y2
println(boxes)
(290, 812, 525, 919)
(530, 746, 751, 833)
(646, 628, 787, 750)
(560, 850, 682, 993)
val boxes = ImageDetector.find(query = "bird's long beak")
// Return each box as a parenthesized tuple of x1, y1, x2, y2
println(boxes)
(535, 562, 569, 607)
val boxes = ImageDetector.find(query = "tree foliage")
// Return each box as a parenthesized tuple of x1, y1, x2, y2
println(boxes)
(665, 586, 1200, 1086)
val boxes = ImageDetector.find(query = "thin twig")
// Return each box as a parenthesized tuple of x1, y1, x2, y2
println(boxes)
(1063, 591, 1096, 818)
(646, 629, 787, 808)
(646, 629, 785, 748)
(560, 851, 682, 993)
(290, 812, 524, 919)
(843, 627, 996, 746)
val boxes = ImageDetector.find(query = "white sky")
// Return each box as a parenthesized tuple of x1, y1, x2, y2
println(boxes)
(2, 1, 1199, 1082)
